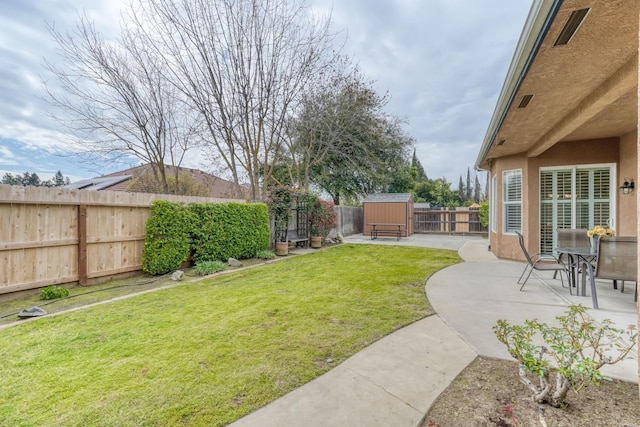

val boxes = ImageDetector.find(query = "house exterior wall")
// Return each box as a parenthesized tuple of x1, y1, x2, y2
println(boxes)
(489, 153, 528, 261)
(489, 137, 630, 261)
(619, 130, 638, 236)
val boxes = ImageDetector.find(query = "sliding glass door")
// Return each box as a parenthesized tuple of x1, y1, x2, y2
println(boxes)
(539, 165, 614, 254)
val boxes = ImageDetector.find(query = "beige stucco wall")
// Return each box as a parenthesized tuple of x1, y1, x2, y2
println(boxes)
(489, 154, 528, 261)
(619, 130, 638, 236)
(489, 137, 630, 261)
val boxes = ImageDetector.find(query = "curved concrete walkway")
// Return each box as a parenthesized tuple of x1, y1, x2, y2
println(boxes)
(230, 234, 638, 426)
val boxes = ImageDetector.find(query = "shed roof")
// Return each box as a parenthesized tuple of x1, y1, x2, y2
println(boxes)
(363, 193, 412, 203)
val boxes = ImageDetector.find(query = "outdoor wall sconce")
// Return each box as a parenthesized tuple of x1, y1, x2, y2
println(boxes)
(619, 178, 635, 194)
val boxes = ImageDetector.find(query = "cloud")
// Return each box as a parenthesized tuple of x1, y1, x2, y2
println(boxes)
(0, 0, 123, 153)
(312, 0, 531, 183)
(1, 0, 531, 186)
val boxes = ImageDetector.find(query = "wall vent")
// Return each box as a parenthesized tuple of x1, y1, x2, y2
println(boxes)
(497, 139, 506, 146)
(518, 94, 534, 108)
(554, 8, 590, 46)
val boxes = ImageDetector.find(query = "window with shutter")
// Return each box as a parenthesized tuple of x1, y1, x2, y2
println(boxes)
(503, 170, 522, 233)
(539, 166, 613, 254)
(491, 175, 497, 232)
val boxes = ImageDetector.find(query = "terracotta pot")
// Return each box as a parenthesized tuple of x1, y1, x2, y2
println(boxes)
(275, 241, 289, 256)
(310, 235, 322, 249)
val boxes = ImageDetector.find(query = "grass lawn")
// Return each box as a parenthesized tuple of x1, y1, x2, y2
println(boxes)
(0, 244, 460, 426)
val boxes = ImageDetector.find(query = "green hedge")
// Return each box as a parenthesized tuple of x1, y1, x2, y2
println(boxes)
(142, 201, 270, 275)
(142, 200, 192, 275)
(189, 203, 270, 263)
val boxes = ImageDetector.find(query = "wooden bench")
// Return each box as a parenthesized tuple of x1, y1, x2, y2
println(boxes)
(287, 230, 309, 248)
(369, 223, 403, 241)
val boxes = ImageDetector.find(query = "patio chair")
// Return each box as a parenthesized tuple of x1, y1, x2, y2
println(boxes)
(554, 228, 592, 283)
(516, 231, 569, 291)
(584, 236, 637, 309)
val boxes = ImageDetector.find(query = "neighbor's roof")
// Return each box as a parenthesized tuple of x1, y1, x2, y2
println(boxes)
(64, 175, 132, 191)
(65, 164, 248, 199)
(363, 193, 413, 203)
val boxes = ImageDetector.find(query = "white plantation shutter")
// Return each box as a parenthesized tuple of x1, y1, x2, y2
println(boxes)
(491, 175, 497, 232)
(540, 166, 612, 254)
(503, 170, 522, 233)
(540, 170, 573, 253)
(576, 168, 610, 229)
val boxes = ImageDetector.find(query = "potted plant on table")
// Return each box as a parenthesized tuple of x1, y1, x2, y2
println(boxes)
(586, 225, 615, 249)
(309, 198, 338, 249)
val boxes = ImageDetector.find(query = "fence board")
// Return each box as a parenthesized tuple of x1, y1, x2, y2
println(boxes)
(0, 184, 243, 294)
(335, 206, 363, 236)
(413, 207, 486, 234)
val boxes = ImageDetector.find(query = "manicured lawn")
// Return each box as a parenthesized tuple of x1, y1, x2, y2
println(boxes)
(0, 244, 460, 426)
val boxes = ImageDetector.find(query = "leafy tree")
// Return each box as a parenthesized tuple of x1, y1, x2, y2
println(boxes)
(413, 181, 434, 203)
(465, 167, 472, 201)
(2, 173, 19, 185)
(474, 174, 482, 203)
(289, 68, 413, 204)
(2, 171, 70, 187)
(22, 172, 41, 187)
(457, 176, 465, 202)
(411, 149, 428, 182)
(53, 171, 70, 186)
(431, 177, 461, 207)
(385, 162, 416, 194)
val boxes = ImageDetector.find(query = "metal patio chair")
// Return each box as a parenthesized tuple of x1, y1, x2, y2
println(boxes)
(554, 228, 592, 284)
(516, 231, 569, 291)
(584, 236, 637, 309)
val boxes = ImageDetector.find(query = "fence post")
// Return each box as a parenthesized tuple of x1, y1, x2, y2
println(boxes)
(78, 204, 87, 286)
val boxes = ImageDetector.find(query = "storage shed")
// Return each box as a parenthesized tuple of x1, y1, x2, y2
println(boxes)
(363, 193, 414, 238)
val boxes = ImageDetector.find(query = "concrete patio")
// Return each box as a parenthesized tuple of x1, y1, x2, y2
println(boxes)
(423, 236, 638, 382)
(231, 233, 637, 426)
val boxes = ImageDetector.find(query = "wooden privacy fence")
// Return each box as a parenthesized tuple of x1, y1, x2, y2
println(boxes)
(334, 206, 363, 236)
(0, 184, 243, 295)
(413, 207, 486, 235)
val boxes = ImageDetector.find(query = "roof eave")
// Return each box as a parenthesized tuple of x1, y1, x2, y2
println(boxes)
(475, 0, 562, 171)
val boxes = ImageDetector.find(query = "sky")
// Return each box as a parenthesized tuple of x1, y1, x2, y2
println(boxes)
(0, 0, 533, 185)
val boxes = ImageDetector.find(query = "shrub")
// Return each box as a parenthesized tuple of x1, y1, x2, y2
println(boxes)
(40, 286, 69, 300)
(309, 199, 338, 237)
(142, 200, 192, 275)
(479, 201, 489, 227)
(189, 203, 270, 263)
(494, 305, 637, 407)
(255, 249, 276, 260)
(194, 260, 228, 276)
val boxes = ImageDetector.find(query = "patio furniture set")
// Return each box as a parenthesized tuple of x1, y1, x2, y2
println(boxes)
(517, 230, 637, 309)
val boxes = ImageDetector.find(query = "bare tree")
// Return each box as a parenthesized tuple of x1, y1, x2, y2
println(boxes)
(131, 0, 338, 200)
(44, 13, 196, 194)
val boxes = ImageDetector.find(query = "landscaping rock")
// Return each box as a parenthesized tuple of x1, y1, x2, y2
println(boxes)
(328, 231, 344, 243)
(228, 258, 243, 267)
(171, 270, 184, 281)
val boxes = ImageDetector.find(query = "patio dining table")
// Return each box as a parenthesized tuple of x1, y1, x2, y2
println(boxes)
(555, 246, 596, 296)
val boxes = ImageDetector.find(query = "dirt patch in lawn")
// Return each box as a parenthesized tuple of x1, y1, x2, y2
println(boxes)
(423, 356, 640, 427)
